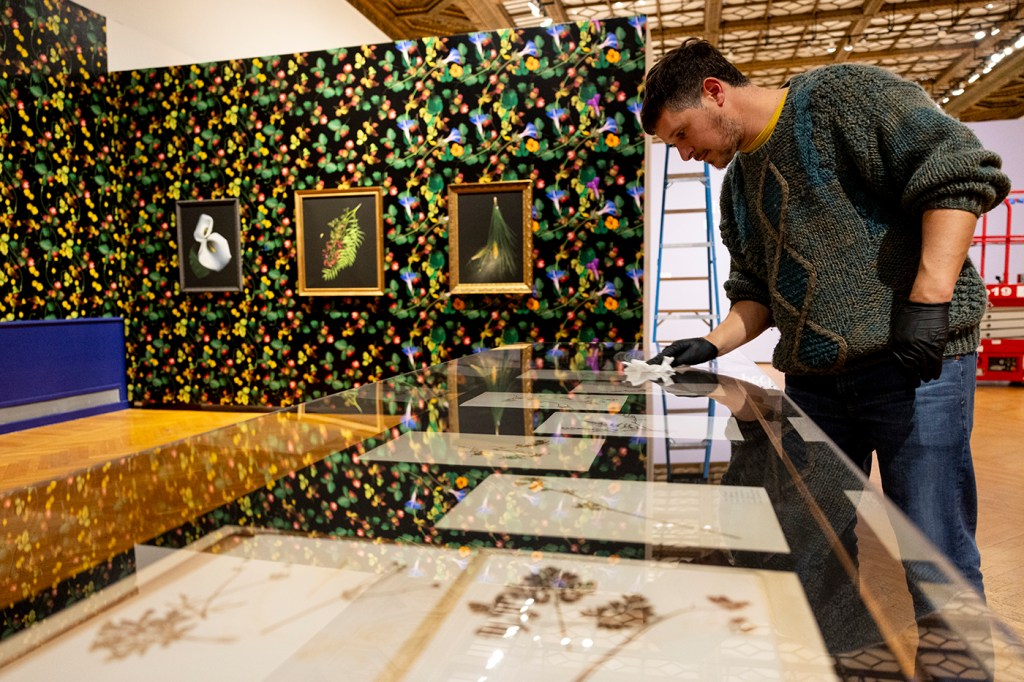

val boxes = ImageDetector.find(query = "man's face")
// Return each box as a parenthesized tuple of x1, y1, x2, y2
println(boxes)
(653, 98, 744, 169)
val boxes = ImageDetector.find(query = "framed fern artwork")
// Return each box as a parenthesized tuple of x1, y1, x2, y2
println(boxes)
(175, 199, 243, 293)
(295, 187, 385, 296)
(448, 180, 532, 294)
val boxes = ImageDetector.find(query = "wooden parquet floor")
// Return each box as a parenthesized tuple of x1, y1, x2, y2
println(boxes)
(0, 409, 259, 492)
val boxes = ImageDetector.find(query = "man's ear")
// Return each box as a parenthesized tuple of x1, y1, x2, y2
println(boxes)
(702, 77, 727, 106)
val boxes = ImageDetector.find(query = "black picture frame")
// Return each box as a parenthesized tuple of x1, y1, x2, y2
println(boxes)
(295, 187, 385, 296)
(448, 180, 532, 294)
(175, 199, 243, 293)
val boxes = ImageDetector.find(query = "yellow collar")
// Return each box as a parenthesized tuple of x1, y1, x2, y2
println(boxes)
(740, 89, 788, 154)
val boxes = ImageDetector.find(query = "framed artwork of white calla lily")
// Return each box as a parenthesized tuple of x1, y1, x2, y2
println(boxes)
(295, 187, 385, 296)
(448, 180, 532, 294)
(175, 199, 243, 293)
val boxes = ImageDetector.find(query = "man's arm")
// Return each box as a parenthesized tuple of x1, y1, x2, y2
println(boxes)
(910, 208, 978, 303)
(891, 208, 979, 381)
(706, 300, 773, 354)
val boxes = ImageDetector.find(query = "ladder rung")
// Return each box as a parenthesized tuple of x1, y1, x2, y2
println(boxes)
(663, 241, 712, 248)
(668, 443, 709, 449)
(657, 313, 716, 320)
(660, 308, 711, 314)
(660, 276, 709, 282)
(665, 408, 711, 414)
(664, 208, 707, 215)
(666, 173, 707, 181)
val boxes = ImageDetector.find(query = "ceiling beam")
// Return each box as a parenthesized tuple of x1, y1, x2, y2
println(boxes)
(833, 0, 886, 63)
(704, 0, 723, 46)
(342, 0, 406, 39)
(943, 46, 1024, 116)
(653, 0, 1010, 42)
(739, 40, 974, 74)
(931, 4, 1024, 91)
(460, 0, 515, 31)
(546, 0, 570, 24)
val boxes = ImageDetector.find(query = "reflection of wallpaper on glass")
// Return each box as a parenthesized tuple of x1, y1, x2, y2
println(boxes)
(570, 381, 659, 395)
(436, 474, 789, 553)
(0, 530, 471, 680)
(519, 369, 627, 381)
(536, 412, 742, 440)
(400, 552, 836, 681)
(460, 391, 631, 413)
(360, 431, 605, 471)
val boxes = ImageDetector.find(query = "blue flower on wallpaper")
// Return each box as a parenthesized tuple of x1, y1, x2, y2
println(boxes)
(396, 40, 417, 65)
(628, 184, 644, 209)
(469, 111, 491, 139)
(399, 194, 418, 218)
(545, 188, 566, 214)
(469, 32, 491, 56)
(397, 118, 418, 142)
(627, 267, 643, 292)
(596, 117, 618, 135)
(546, 106, 567, 133)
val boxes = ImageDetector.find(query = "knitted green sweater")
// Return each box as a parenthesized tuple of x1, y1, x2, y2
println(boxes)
(721, 63, 1011, 375)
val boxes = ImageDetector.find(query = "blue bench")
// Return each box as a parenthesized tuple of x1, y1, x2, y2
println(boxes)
(0, 318, 129, 434)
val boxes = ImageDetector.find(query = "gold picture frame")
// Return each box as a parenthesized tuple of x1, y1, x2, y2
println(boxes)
(448, 180, 533, 294)
(295, 187, 385, 296)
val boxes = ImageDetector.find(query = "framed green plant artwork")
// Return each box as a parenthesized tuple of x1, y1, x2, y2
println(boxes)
(175, 199, 243, 293)
(295, 187, 385, 296)
(448, 181, 533, 295)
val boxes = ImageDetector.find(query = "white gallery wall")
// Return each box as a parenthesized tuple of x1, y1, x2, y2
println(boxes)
(74, 0, 388, 71)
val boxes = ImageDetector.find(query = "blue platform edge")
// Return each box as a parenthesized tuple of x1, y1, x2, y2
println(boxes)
(0, 317, 129, 434)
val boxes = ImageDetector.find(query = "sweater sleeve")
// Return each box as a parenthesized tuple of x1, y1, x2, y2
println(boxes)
(815, 65, 1010, 218)
(719, 168, 772, 309)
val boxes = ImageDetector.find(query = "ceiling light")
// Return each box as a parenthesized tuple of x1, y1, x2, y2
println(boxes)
(952, 87, 965, 96)
(975, 29, 987, 40)
(986, 2, 995, 8)
(1016, 36, 1024, 49)
(941, 96, 950, 104)
(527, 0, 541, 17)
(540, 16, 553, 27)
(990, 27, 1000, 36)
(614, 1, 625, 7)
(968, 73, 981, 83)
(827, 45, 836, 53)
(843, 42, 854, 52)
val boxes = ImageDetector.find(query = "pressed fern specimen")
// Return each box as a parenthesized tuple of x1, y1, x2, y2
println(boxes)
(321, 204, 364, 281)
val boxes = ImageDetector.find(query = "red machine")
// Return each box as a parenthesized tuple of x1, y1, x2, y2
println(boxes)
(974, 190, 1024, 383)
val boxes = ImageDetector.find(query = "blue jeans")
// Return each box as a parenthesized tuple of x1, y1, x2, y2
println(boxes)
(784, 353, 983, 596)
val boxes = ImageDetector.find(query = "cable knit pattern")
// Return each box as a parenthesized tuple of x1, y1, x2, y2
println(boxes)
(721, 64, 1011, 375)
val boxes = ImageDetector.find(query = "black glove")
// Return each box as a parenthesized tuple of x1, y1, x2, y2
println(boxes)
(891, 301, 950, 382)
(648, 337, 718, 367)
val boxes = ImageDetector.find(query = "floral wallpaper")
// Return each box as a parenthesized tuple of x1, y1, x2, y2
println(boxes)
(2, 0, 647, 407)
(1, 1, 127, 321)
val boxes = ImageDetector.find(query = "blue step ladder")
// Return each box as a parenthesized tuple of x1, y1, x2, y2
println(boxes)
(652, 145, 721, 482)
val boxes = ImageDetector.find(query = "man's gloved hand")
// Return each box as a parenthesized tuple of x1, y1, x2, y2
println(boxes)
(648, 337, 719, 367)
(891, 301, 950, 382)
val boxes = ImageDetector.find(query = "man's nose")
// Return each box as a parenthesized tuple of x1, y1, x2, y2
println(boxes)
(675, 144, 693, 161)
